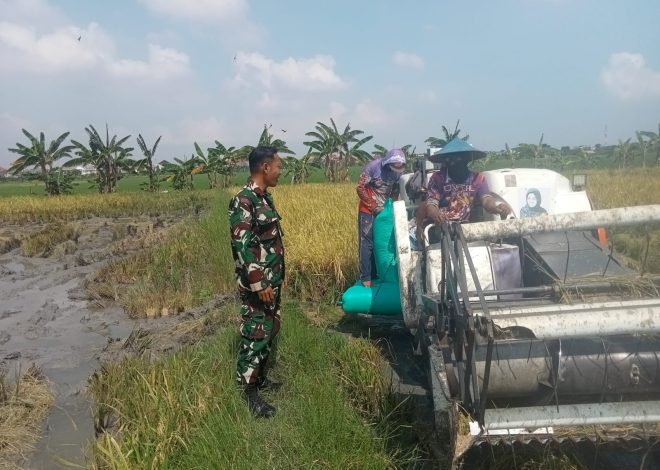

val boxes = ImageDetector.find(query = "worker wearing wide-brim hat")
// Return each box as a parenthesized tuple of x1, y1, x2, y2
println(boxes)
(417, 139, 512, 241)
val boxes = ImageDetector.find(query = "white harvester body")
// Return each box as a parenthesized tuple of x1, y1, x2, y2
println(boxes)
(391, 166, 660, 455)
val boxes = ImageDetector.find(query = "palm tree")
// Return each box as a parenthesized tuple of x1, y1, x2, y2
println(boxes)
(8, 129, 75, 195)
(69, 124, 134, 193)
(135, 134, 162, 192)
(425, 120, 469, 148)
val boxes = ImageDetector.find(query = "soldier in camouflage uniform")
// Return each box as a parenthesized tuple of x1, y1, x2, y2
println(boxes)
(229, 146, 285, 418)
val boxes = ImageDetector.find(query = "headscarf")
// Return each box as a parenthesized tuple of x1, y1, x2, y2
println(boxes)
(520, 188, 547, 217)
(381, 148, 406, 169)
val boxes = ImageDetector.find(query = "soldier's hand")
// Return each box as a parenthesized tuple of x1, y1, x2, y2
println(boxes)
(258, 286, 275, 304)
(282, 276, 288, 290)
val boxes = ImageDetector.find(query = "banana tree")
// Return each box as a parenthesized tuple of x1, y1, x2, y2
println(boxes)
(193, 142, 218, 189)
(161, 156, 199, 190)
(515, 134, 552, 169)
(283, 151, 316, 184)
(208, 140, 240, 188)
(638, 123, 660, 167)
(504, 143, 518, 167)
(256, 124, 295, 155)
(425, 120, 469, 148)
(304, 121, 338, 181)
(8, 129, 75, 195)
(304, 118, 372, 182)
(135, 134, 161, 191)
(613, 138, 632, 169)
(69, 124, 134, 193)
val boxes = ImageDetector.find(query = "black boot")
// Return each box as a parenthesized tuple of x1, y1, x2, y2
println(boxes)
(257, 376, 282, 392)
(242, 383, 276, 418)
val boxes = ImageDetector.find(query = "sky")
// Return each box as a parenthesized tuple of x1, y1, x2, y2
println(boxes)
(1, 0, 659, 168)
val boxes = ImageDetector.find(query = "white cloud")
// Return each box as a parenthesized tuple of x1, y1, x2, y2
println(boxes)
(329, 102, 347, 120)
(0, 0, 67, 29)
(158, 117, 227, 146)
(110, 44, 190, 80)
(233, 52, 347, 92)
(256, 92, 282, 110)
(601, 52, 660, 100)
(0, 22, 114, 70)
(139, 0, 247, 21)
(1, 112, 32, 131)
(352, 99, 398, 128)
(417, 90, 438, 103)
(0, 21, 191, 80)
(392, 51, 424, 70)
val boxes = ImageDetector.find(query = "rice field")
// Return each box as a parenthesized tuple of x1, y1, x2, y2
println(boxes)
(100, 168, 659, 317)
(587, 168, 660, 273)
(2, 167, 658, 468)
(0, 190, 215, 224)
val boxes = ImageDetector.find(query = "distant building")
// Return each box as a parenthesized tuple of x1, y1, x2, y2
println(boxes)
(77, 164, 97, 176)
(0, 166, 7, 178)
(63, 164, 97, 176)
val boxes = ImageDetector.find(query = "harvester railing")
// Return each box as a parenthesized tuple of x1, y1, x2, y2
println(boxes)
(423, 204, 660, 431)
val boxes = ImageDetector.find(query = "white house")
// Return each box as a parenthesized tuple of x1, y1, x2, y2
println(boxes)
(75, 164, 97, 176)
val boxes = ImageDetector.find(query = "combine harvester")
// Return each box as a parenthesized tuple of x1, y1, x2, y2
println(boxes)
(341, 158, 660, 467)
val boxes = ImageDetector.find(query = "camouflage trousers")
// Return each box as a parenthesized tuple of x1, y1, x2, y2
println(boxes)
(236, 286, 282, 385)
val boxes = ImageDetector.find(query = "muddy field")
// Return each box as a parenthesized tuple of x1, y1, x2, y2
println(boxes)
(0, 216, 196, 468)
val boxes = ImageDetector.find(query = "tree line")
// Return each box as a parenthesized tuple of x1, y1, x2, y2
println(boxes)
(6, 119, 660, 195)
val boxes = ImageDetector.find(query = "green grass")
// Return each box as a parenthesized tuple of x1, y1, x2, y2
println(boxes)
(90, 301, 419, 470)
(0, 175, 217, 197)
(0, 166, 364, 198)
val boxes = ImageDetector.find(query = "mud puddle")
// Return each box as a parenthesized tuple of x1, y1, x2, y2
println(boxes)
(0, 216, 180, 468)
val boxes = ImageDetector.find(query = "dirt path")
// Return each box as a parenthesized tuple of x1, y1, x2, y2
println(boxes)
(0, 217, 179, 468)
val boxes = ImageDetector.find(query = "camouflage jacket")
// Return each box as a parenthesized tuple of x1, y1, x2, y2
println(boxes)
(229, 180, 285, 292)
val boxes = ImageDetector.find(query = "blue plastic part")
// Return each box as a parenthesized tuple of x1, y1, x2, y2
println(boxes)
(340, 281, 402, 316)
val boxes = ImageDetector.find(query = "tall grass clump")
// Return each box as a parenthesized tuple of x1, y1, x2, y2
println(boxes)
(90, 302, 419, 469)
(0, 366, 53, 469)
(20, 222, 77, 256)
